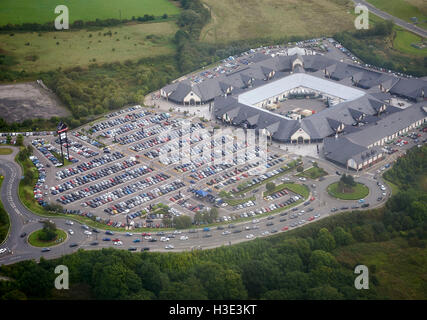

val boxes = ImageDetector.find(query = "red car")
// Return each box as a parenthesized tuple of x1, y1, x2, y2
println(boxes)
(281, 226, 289, 231)
(308, 216, 315, 221)
(112, 238, 120, 242)
(310, 197, 315, 201)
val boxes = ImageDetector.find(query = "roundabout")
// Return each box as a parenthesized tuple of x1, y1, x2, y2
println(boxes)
(327, 181, 369, 200)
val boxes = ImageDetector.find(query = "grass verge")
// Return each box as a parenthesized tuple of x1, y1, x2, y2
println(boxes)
(0, 177, 11, 244)
(0, 148, 13, 155)
(297, 166, 328, 180)
(27, 228, 67, 247)
(327, 182, 369, 200)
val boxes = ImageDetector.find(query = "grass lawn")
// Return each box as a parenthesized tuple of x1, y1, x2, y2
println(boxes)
(0, 21, 178, 72)
(200, 0, 355, 43)
(264, 182, 309, 198)
(297, 166, 328, 180)
(327, 182, 369, 200)
(366, 0, 427, 29)
(27, 228, 67, 247)
(0, 0, 180, 25)
(0, 148, 13, 155)
(0, 177, 11, 244)
(393, 27, 426, 57)
(334, 237, 427, 299)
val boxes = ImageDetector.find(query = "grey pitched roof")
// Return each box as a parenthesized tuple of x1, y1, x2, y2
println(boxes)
(345, 102, 427, 147)
(324, 137, 368, 166)
(168, 81, 192, 101)
(390, 78, 427, 100)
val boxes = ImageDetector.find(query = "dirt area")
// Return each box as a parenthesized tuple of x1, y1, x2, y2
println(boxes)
(0, 81, 70, 123)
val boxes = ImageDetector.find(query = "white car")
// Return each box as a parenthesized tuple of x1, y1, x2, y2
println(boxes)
(65, 220, 73, 225)
(84, 231, 92, 235)
(0, 248, 7, 254)
(222, 231, 231, 235)
(113, 241, 123, 246)
(165, 244, 174, 250)
(246, 234, 254, 239)
(160, 237, 170, 242)
(68, 229, 74, 235)
(252, 219, 260, 224)
(180, 235, 189, 241)
(173, 230, 182, 234)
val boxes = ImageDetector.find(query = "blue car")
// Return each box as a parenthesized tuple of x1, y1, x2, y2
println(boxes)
(102, 238, 111, 241)
(133, 239, 141, 243)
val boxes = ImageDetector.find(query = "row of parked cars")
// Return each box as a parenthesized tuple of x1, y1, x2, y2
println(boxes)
(55, 151, 125, 179)
(116, 113, 172, 145)
(32, 138, 73, 167)
(103, 179, 186, 214)
(55, 138, 99, 159)
(51, 159, 141, 195)
(72, 132, 104, 149)
(82, 172, 171, 209)
(55, 165, 154, 205)
(231, 166, 290, 193)
(29, 155, 48, 206)
(91, 110, 151, 135)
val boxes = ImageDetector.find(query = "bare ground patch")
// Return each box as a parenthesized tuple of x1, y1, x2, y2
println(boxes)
(0, 81, 70, 123)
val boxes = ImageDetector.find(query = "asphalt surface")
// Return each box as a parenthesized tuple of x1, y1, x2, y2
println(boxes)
(0, 145, 389, 266)
(352, 0, 427, 38)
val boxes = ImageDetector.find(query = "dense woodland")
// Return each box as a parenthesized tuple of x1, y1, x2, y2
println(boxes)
(0, 145, 425, 300)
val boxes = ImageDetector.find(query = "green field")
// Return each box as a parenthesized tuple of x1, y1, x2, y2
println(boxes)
(0, 0, 180, 25)
(327, 182, 369, 200)
(0, 22, 178, 72)
(334, 237, 427, 299)
(27, 228, 67, 247)
(393, 27, 426, 56)
(200, 0, 355, 43)
(0, 148, 13, 155)
(367, 0, 427, 29)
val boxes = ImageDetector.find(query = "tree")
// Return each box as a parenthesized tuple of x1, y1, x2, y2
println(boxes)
(193, 262, 247, 299)
(309, 250, 338, 270)
(315, 228, 336, 252)
(173, 215, 192, 229)
(266, 182, 276, 193)
(307, 285, 344, 300)
(16, 134, 23, 146)
(297, 165, 304, 172)
(38, 220, 57, 241)
(92, 263, 142, 299)
(332, 227, 353, 246)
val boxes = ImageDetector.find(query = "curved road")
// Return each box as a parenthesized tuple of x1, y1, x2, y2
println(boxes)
(0, 147, 388, 266)
(353, 0, 426, 38)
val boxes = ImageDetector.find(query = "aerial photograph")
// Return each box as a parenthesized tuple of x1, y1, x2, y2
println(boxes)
(0, 0, 426, 309)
